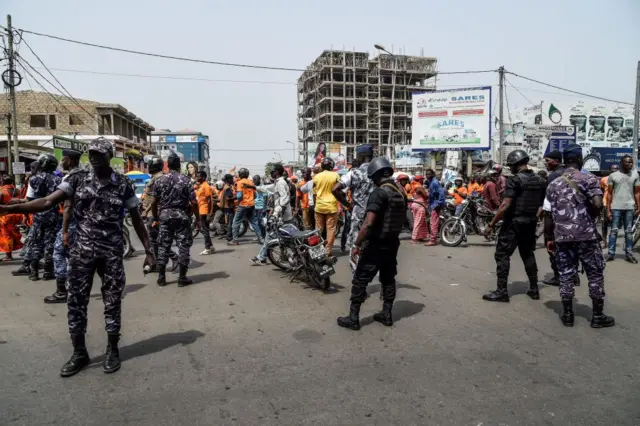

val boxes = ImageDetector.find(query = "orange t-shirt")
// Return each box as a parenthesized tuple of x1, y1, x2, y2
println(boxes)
(236, 178, 255, 207)
(600, 176, 610, 208)
(452, 186, 467, 205)
(467, 182, 481, 194)
(297, 181, 309, 209)
(195, 181, 213, 215)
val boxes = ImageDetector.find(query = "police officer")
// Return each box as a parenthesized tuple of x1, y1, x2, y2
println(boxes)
(151, 151, 198, 287)
(332, 144, 375, 253)
(45, 149, 82, 304)
(545, 144, 614, 328)
(0, 137, 155, 376)
(141, 155, 178, 273)
(337, 158, 407, 330)
(482, 149, 546, 302)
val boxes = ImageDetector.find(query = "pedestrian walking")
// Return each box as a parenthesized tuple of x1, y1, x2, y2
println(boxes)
(221, 174, 236, 241)
(229, 168, 261, 245)
(0, 176, 23, 262)
(313, 157, 341, 256)
(253, 175, 267, 238)
(195, 171, 216, 255)
(482, 149, 546, 302)
(600, 165, 618, 245)
(544, 143, 614, 328)
(410, 178, 429, 243)
(425, 169, 444, 246)
(337, 158, 407, 330)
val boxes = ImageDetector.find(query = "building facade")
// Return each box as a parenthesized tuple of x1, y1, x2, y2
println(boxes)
(150, 130, 210, 177)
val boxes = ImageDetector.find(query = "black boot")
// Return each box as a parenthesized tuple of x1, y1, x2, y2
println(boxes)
(526, 279, 540, 300)
(561, 300, 574, 327)
(103, 333, 121, 374)
(178, 265, 193, 287)
(44, 278, 67, 304)
(60, 334, 91, 377)
(337, 303, 361, 330)
(591, 298, 615, 328)
(42, 260, 55, 281)
(29, 260, 40, 281)
(482, 283, 509, 302)
(12, 261, 31, 276)
(373, 301, 393, 326)
(543, 275, 560, 286)
(156, 265, 167, 287)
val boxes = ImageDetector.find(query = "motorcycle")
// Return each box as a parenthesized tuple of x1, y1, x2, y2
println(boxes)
(265, 218, 336, 290)
(439, 195, 497, 247)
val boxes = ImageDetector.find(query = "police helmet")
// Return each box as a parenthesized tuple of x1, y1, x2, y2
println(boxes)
(238, 168, 250, 179)
(367, 157, 393, 180)
(37, 153, 59, 173)
(321, 157, 335, 171)
(147, 155, 164, 173)
(505, 149, 529, 167)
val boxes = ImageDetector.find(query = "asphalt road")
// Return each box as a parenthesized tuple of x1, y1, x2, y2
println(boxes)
(1, 230, 639, 425)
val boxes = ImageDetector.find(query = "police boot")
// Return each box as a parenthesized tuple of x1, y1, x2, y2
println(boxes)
(60, 334, 91, 377)
(44, 278, 67, 304)
(482, 283, 509, 302)
(28, 260, 40, 281)
(590, 298, 615, 329)
(561, 300, 574, 327)
(12, 261, 30, 276)
(178, 265, 193, 287)
(526, 278, 540, 300)
(543, 275, 560, 286)
(156, 265, 167, 287)
(337, 303, 361, 330)
(42, 259, 55, 281)
(103, 333, 121, 374)
(373, 301, 393, 327)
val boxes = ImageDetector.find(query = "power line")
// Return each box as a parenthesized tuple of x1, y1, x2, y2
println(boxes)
(505, 75, 549, 120)
(505, 69, 633, 106)
(211, 148, 295, 152)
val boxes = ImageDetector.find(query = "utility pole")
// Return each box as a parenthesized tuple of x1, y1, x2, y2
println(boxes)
(497, 66, 505, 164)
(6, 15, 21, 184)
(633, 61, 640, 173)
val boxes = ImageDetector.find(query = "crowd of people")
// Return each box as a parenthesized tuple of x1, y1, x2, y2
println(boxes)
(0, 138, 635, 378)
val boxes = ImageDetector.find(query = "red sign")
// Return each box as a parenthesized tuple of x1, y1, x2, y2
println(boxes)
(418, 110, 448, 118)
(453, 109, 484, 116)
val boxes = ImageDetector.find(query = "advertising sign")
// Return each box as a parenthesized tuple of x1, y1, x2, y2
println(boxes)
(411, 87, 492, 151)
(306, 142, 347, 170)
(53, 136, 125, 174)
(12, 162, 25, 175)
(395, 145, 426, 167)
(501, 124, 576, 169)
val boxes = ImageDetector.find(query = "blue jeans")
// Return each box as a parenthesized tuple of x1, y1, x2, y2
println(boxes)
(232, 206, 262, 242)
(608, 209, 634, 256)
(454, 204, 464, 216)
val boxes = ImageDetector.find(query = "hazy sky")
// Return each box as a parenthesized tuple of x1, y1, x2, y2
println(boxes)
(3, 0, 639, 173)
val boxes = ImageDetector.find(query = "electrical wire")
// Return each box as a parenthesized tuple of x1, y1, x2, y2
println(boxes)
(505, 75, 550, 120)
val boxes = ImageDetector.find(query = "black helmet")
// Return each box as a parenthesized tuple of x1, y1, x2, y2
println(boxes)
(238, 168, 250, 178)
(367, 157, 393, 179)
(321, 157, 335, 171)
(147, 155, 164, 173)
(37, 153, 59, 173)
(505, 149, 529, 167)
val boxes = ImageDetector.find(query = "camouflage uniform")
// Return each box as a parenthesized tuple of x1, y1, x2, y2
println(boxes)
(58, 165, 138, 335)
(141, 172, 178, 261)
(53, 168, 81, 281)
(341, 162, 375, 249)
(25, 171, 62, 264)
(546, 167, 605, 301)
(153, 170, 196, 267)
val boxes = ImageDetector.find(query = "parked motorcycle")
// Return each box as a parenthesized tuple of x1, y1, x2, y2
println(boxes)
(439, 195, 497, 247)
(265, 218, 336, 290)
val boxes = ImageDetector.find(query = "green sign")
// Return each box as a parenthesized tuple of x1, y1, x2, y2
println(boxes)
(52, 136, 125, 174)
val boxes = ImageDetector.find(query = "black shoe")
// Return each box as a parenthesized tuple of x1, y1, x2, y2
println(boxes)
(103, 334, 121, 374)
(625, 255, 638, 264)
(606, 254, 615, 262)
(591, 298, 615, 328)
(337, 303, 361, 330)
(60, 334, 91, 377)
(373, 301, 393, 326)
(543, 276, 560, 286)
(482, 288, 509, 302)
(44, 279, 67, 304)
(574, 275, 581, 287)
(561, 300, 574, 327)
(11, 264, 30, 276)
(526, 289, 540, 300)
(42, 261, 55, 281)
(178, 265, 193, 287)
(28, 260, 40, 282)
(156, 265, 167, 287)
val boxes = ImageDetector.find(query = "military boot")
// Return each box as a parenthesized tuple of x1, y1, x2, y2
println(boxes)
(156, 265, 167, 287)
(337, 303, 361, 330)
(543, 275, 560, 286)
(60, 334, 91, 377)
(103, 333, 121, 374)
(373, 301, 393, 327)
(28, 260, 40, 281)
(178, 265, 193, 287)
(561, 300, 574, 327)
(44, 278, 67, 304)
(590, 298, 615, 328)
(526, 278, 540, 300)
(12, 261, 30, 276)
(482, 283, 509, 302)
(42, 259, 55, 281)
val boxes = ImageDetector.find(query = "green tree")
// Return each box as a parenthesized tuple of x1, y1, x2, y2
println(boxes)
(264, 161, 281, 176)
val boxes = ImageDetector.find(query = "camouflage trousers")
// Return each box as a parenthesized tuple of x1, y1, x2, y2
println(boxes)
(346, 209, 366, 250)
(25, 214, 59, 263)
(157, 216, 193, 267)
(146, 217, 177, 261)
(67, 251, 126, 334)
(53, 222, 76, 280)
(556, 240, 605, 301)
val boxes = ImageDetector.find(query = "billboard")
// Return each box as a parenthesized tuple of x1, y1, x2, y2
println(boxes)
(395, 145, 426, 167)
(411, 87, 492, 151)
(306, 142, 347, 170)
(501, 125, 576, 169)
(53, 136, 125, 174)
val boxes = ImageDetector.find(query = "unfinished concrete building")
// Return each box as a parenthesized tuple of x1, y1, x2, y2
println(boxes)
(297, 50, 437, 163)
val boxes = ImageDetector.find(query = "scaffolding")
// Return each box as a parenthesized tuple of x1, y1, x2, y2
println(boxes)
(298, 49, 437, 163)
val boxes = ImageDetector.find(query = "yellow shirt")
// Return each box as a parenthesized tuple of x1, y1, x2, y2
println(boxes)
(312, 170, 340, 214)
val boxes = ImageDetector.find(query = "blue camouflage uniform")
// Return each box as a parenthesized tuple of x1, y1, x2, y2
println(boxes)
(53, 167, 82, 282)
(341, 145, 375, 250)
(26, 171, 62, 267)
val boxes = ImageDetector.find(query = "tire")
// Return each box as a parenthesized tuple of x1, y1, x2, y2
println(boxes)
(634, 226, 640, 248)
(440, 218, 465, 247)
(124, 214, 133, 227)
(310, 269, 331, 290)
(192, 218, 200, 238)
(267, 245, 291, 271)
(123, 229, 133, 258)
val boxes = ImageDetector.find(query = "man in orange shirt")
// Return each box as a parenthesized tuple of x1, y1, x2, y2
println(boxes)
(452, 177, 468, 216)
(297, 168, 313, 229)
(229, 168, 262, 245)
(0, 176, 23, 262)
(195, 171, 216, 255)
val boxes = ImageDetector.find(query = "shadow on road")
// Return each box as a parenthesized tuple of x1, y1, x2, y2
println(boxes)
(210, 249, 235, 255)
(508, 281, 534, 296)
(91, 284, 146, 300)
(189, 271, 230, 284)
(89, 330, 206, 367)
(368, 283, 421, 295)
(544, 300, 592, 321)
(361, 300, 425, 326)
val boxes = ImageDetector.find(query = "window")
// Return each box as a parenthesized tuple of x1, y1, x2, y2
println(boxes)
(49, 115, 57, 130)
(69, 114, 83, 125)
(30, 114, 46, 128)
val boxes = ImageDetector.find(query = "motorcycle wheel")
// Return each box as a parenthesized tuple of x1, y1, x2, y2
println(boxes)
(192, 217, 200, 238)
(124, 214, 133, 227)
(267, 246, 291, 271)
(123, 228, 134, 258)
(310, 270, 331, 290)
(634, 227, 640, 248)
(440, 219, 465, 247)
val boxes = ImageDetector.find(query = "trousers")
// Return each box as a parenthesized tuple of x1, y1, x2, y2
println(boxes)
(608, 209, 634, 256)
(53, 222, 76, 280)
(341, 210, 351, 250)
(67, 252, 126, 335)
(315, 211, 338, 255)
(199, 214, 213, 249)
(495, 219, 538, 287)
(146, 217, 177, 261)
(27, 214, 59, 262)
(225, 210, 235, 241)
(158, 216, 193, 267)
(557, 240, 605, 301)
(350, 238, 399, 304)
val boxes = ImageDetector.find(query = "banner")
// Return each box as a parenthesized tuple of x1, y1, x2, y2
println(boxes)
(501, 124, 576, 169)
(53, 136, 125, 174)
(395, 145, 426, 167)
(307, 142, 347, 170)
(411, 87, 492, 151)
